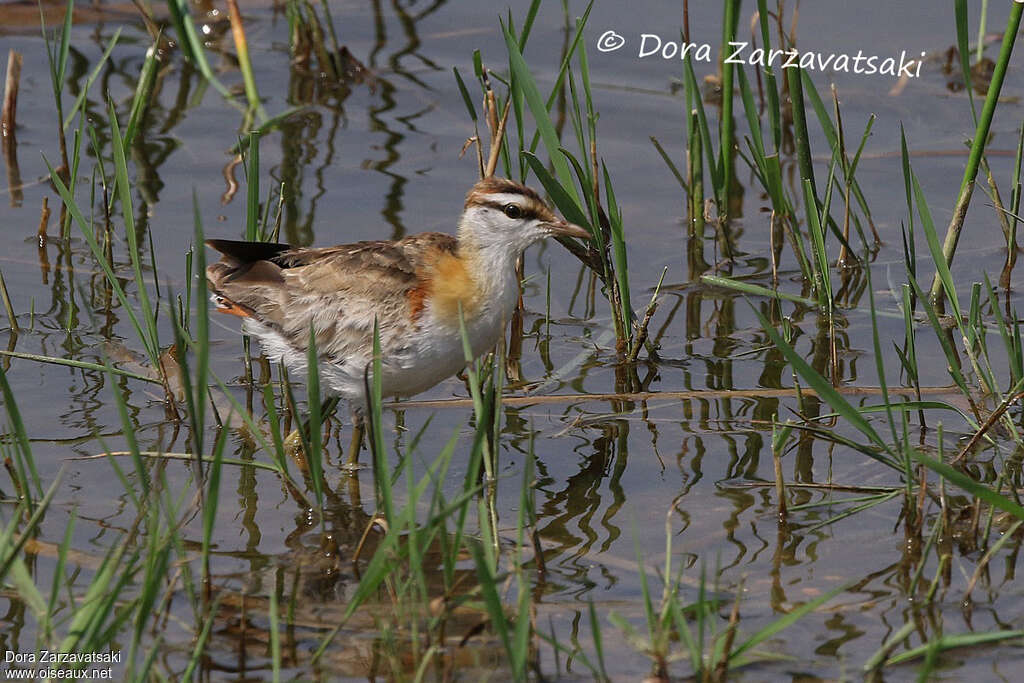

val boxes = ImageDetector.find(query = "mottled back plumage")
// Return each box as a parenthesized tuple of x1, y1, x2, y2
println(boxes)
(206, 234, 457, 368)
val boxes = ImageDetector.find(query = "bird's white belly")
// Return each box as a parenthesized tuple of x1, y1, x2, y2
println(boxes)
(240, 261, 517, 402)
(384, 292, 512, 397)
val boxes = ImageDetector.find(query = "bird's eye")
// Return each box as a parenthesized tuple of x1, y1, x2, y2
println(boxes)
(503, 203, 523, 219)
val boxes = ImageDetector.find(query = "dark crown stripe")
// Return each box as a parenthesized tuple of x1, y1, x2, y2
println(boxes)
(465, 176, 544, 208)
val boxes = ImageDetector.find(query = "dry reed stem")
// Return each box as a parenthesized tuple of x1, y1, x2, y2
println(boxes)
(951, 390, 1024, 463)
(964, 519, 1023, 599)
(2, 49, 21, 142)
(37, 196, 50, 244)
(713, 579, 744, 682)
(626, 302, 658, 363)
(773, 446, 787, 520)
(0, 269, 18, 333)
(484, 100, 511, 178)
(2, 50, 22, 206)
(130, 0, 165, 47)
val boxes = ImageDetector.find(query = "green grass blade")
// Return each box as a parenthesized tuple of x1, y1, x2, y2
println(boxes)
(801, 71, 875, 229)
(471, 543, 514, 660)
(587, 600, 609, 680)
(885, 630, 1024, 666)
(700, 275, 817, 307)
(452, 66, 477, 121)
(518, 0, 542, 47)
(64, 28, 122, 130)
(603, 162, 632, 326)
(683, 53, 721, 193)
(200, 421, 229, 574)
(180, 596, 223, 679)
(650, 136, 687, 191)
(718, 0, 740, 207)
(109, 100, 161, 363)
(931, 2, 1024, 303)
(953, 0, 977, 121)
(911, 450, 1024, 520)
(192, 192, 211, 446)
(0, 468, 64, 581)
(906, 272, 973, 399)
(503, 21, 579, 207)
(730, 581, 850, 661)
(0, 365, 42, 498)
(105, 361, 149, 498)
(522, 152, 593, 233)
(245, 132, 260, 241)
(523, 0, 595, 157)
(165, 0, 232, 99)
(46, 157, 156, 367)
(55, 0, 73, 87)
(751, 304, 888, 452)
(911, 166, 962, 322)
(124, 39, 160, 148)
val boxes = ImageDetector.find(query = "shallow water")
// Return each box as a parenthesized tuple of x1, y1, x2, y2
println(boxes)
(2, 1, 1024, 680)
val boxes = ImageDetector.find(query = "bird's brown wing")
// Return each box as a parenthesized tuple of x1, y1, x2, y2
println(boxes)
(206, 233, 457, 360)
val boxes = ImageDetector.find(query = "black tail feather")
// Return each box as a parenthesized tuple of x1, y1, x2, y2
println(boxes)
(205, 239, 292, 266)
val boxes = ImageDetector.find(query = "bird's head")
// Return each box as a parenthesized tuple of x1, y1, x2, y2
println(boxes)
(457, 177, 591, 256)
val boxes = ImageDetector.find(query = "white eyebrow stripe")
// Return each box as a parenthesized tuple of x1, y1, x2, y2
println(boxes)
(473, 192, 532, 207)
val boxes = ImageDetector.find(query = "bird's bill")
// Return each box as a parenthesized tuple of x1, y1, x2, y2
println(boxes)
(544, 220, 591, 240)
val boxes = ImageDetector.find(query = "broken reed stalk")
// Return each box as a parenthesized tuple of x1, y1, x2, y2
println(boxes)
(481, 67, 510, 179)
(0, 269, 19, 334)
(507, 258, 525, 382)
(626, 302, 658, 363)
(485, 100, 511, 178)
(37, 196, 50, 244)
(999, 123, 1024, 288)
(713, 578, 744, 681)
(951, 390, 1024, 463)
(964, 519, 1024, 601)
(773, 444, 787, 520)
(2, 49, 22, 145)
(627, 266, 667, 362)
(3, 50, 22, 206)
(930, 2, 1023, 307)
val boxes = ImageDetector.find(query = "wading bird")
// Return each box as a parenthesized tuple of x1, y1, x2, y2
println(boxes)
(206, 177, 590, 460)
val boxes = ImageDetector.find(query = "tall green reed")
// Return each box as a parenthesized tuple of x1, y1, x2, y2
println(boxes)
(164, 0, 232, 99)
(929, 1, 1023, 307)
